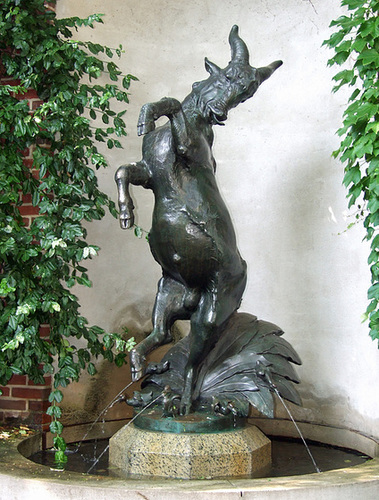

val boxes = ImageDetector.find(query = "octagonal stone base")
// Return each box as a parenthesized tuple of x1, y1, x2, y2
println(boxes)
(109, 423, 271, 479)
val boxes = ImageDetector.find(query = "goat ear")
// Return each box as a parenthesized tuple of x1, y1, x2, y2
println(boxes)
(256, 60, 283, 84)
(204, 57, 221, 76)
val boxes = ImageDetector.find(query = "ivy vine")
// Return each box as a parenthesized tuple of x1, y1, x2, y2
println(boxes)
(323, 0, 379, 346)
(0, 0, 136, 463)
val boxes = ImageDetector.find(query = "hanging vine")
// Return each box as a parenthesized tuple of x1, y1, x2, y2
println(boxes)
(0, 0, 136, 463)
(323, 0, 379, 346)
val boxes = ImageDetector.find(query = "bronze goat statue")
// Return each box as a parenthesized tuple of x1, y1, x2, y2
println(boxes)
(115, 26, 287, 415)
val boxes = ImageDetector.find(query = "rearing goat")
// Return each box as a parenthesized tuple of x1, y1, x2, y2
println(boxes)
(116, 26, 282, 414)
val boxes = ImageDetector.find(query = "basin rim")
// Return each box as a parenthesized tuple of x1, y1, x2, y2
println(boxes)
(0, 418, 377, 500)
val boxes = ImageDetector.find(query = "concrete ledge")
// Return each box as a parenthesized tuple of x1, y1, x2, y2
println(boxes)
(0, 418, 377, 500)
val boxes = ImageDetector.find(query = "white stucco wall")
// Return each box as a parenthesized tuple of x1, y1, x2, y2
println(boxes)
(56, 0, 379, 437)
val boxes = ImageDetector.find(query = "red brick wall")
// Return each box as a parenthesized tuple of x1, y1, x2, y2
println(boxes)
(0, 328, 53, 431)
(0, 71, 52, 432)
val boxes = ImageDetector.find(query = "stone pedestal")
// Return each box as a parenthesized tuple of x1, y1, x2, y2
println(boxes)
(109, 423, 271, 479)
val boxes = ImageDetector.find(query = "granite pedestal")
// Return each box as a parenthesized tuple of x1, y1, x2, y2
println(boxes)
(109, 417, 271, 479)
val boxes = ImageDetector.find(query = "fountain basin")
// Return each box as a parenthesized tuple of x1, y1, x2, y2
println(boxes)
(0, 418, 378, 500)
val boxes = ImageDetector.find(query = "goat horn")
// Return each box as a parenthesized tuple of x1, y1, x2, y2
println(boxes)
(229, 25, 249, 64)
(256, 60, 283, 83)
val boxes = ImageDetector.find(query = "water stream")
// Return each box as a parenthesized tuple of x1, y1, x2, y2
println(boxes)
(59, 367, 325, 476)
(74, 379, 136, 454)
(274, 388, 322, 473)
(86, 389, 165, 474)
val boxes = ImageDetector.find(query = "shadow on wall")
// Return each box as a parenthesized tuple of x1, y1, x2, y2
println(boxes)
(61, 304, 189, 425)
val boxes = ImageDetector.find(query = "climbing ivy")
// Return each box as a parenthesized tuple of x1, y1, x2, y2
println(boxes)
(0, 0, 136, 463)
(323, 0, 379, 346)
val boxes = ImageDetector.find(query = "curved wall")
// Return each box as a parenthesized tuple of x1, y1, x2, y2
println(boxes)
(56, 0, 379, 437)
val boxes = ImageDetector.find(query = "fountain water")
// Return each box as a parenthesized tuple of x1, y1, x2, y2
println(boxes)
(87, 389, 166, 474)
(6, 416, 377, 500)
(74, 379, 135, 454)
(273, 388, 321, 474)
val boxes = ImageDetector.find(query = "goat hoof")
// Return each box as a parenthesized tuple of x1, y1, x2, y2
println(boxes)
(146, 360, 170, 375)
(137, 120, 155, 136)
(130, 349, 146, 381)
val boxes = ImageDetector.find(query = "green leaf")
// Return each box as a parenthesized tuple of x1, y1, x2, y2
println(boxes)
(349, 88, 360, 101)
(53, 436, 67, 452)
(367, 196, 379, 214)
(343, 165, 361, 187)
(335, 40, 352, 54)
(333, 69, 354, 85)
(358, 49, 379, 66)
(328, 51, 350, 66)
(87, 362, 96, 376)
(368, 158, 379, 174)
(54, 450, 68, 465)
(134, 225, 143, 238)
(46, 405, 62, 418)
(48, 390, 63, 403)
(324, 31, 345, 48)
(50, 420, 64, 435)
(342, 0, 367, 9)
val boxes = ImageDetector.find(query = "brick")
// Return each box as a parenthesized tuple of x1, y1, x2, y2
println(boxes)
(0, 409, 50, 431)
(11, 387, 51, 400)
(0, 399, 27, 411)
(2, 410, 30, 421)
(22, 158, 34, 168)
(0, 78, 21, 87)
(0, 387, 10, 397)
(22, 217, 31, 227)
(28, 400, 50, 412)
(8, 375, 27, 385)
(39, 325, 50, 338)
(15, 88, 39, 100)
(19, 148, 32, 158)
(41, 412, 52, 424)
(21, 193, 33, 204)
(27, 412, 51, 426)
(19, 205, 40, 216)
(30, 99, 44, 111)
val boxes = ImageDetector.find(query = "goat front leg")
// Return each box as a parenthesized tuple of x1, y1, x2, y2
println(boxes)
(115, 161, 150, 230)
(137, 98, 191, 156)
(137, 98, 182, 136)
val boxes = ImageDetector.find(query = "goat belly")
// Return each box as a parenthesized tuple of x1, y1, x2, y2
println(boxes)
(148, 213, 218, 288)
